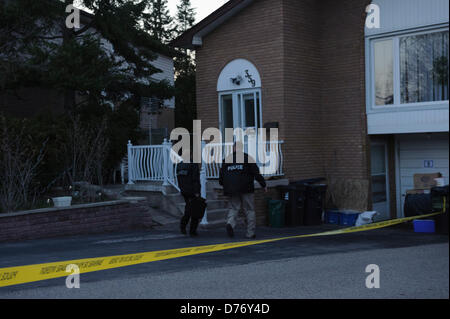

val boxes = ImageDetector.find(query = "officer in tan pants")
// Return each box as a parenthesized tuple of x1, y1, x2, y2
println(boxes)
(219, 142, 267, 239)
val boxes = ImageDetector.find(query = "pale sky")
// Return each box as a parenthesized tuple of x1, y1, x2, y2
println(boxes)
(76, 0, 228, 23)
(168, 0, 229, 22)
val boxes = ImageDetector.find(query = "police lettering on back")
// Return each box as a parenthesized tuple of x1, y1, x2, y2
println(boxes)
(227, 165, 243, 171)
(177, 168, 190, 176)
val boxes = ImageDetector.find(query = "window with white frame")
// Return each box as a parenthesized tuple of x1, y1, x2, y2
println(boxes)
(219, 89, 262, 136)
(371, 28, 449, 107)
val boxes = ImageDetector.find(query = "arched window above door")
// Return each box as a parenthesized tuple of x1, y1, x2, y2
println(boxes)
(217, 59, 261, 92)
(217, 59, 263, 142)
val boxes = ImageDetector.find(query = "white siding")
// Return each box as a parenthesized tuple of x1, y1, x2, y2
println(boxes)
(365, 0, 449, 135)
(150, 54, 175, 85)
(150, 54, 175, 108)
(366, 0, 449, 36)
(367, 108, 449, 134)
(397, 133, 449, 215)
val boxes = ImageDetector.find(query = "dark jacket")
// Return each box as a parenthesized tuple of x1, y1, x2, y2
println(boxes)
(219, 152, 266, 196)
(177, 162, 201, 197)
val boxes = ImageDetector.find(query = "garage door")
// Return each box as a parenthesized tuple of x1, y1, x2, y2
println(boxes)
(397, 133, 449, 217)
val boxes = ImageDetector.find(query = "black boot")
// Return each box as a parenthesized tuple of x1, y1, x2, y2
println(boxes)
(190, 218, 200, 237)
(180, 216, 189, 235)
(226, 224, 234, 238)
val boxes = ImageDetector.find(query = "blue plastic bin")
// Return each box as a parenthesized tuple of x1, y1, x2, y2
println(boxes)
(340, 211, 360, 226)
(413, 220, 435, 233)
(325, 211, 341, 224)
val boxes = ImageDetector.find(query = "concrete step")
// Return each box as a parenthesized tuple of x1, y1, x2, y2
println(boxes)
(198, 216, 246, 229)
(206, 179, 221, 190)
(204, 208, 229, 222)
(125, 181, 163, 192)
(151, 213, 180, 226)
(124, 181, 179, 195)
(163, 185, 180, 195)
(165, 191, 219, 203)
(176, 199, 228, 213)
(206, 190, 219, 200)
(199, 219, 226, 229)
(164, 192, 185, 204)
(206, 199, 228, 210)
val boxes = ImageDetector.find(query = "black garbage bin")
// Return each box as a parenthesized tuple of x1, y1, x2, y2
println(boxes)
(303, 184, 327, 226)
(295, 184, 307, 226)
(278, 185, 304, 226)
(431, 185, 449, 212)
(431, 185, 449, 234)
(404, 193, 433, 217)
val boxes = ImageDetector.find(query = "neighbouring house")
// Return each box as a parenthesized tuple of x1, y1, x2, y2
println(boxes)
(0, 6, 176, 145)
(169, 0, 449, 221)
(365, 0, 449, 219)
(138, 53, 176, 145)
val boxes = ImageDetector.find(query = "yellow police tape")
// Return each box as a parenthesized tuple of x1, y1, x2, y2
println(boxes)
(0, 211, 444, 288)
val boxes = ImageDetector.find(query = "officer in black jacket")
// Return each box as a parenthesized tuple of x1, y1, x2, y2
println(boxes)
(219, 141, 267, 239)
(177, 161, 201, 236)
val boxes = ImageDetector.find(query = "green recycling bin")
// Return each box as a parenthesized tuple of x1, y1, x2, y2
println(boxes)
(267, 199, 285, 228)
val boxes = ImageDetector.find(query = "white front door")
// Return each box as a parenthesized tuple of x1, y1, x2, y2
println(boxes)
(371, 143, 390, 221)
(219, 89, 262, 142)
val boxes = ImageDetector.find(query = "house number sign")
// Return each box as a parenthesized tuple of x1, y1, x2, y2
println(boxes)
(245, 70, 256, 87)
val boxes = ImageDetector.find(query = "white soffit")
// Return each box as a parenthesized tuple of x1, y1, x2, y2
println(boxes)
(366, 0, 449, 36)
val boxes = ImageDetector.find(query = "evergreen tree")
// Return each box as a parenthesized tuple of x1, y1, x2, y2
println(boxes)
(144, 0, 174, 44)
(0, 0, 175, 185)
(173, 0, 196, 131)
(174, 0, 196, 76)
(176, 0, 195, 35)
(0, 0, 174, 110)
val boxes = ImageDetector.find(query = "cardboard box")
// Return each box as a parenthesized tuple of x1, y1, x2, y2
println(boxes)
(413, 173, 441, 190)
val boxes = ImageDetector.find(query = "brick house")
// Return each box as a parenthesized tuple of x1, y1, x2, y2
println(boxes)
(171, 0, 449, 222)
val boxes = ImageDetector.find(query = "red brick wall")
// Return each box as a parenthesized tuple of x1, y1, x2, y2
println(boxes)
(318, 0, 372, 210)
(195, 0, 372, 211)
(196, 0, 286, 138)
(319, 0, 371, 178)
(282, 0, 324, 181)
(0, 201, 152, 242)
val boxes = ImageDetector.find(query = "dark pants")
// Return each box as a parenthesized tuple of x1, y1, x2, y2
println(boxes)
(180, 194, 200, 234)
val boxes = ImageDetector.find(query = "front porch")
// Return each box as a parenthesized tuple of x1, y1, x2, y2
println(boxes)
(124, 139, 287, 227)
(124, 138, 286, 192)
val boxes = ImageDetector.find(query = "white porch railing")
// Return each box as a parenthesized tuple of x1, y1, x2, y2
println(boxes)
(127, 139, 182, 191)
(203, 140, 285, 179)
(127, 139, 285, 190)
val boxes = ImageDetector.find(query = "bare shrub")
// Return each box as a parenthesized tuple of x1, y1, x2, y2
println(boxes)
(63, 114, 109, 192)
(0, 115, 47, 213)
